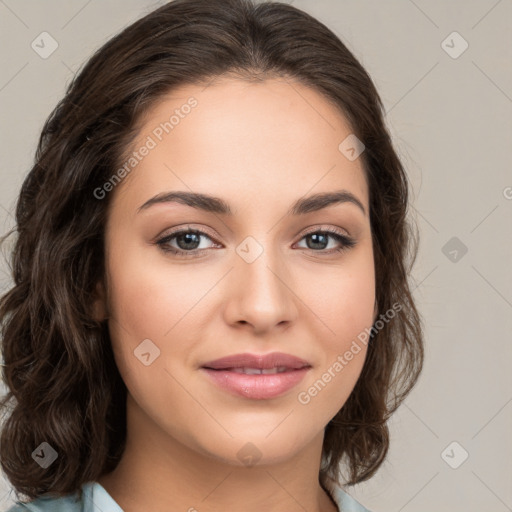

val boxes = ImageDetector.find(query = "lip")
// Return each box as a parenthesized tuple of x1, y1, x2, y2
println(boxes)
(201, 352, 311, 370)
(200, 352, 311, 400)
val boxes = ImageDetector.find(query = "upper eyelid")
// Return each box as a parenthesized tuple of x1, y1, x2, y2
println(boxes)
(300, 225, 349, 237)
(158, 225, 351, 245)
(157, 225, 219, 243)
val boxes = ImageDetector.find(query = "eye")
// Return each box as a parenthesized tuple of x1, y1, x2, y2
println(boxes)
(156, 227, 220, 257)
(295, 228, 356, 254)
(155, 226, 357, 258)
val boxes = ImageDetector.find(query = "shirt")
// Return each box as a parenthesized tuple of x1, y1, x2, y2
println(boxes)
(5, 480, 372, 511)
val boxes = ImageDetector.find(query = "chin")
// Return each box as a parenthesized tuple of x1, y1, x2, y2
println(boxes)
(195, 427, 318, 467)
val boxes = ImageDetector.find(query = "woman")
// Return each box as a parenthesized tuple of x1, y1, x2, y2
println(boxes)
(0, 0, 424, 510)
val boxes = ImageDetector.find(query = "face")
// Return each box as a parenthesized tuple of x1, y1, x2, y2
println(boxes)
(97, 77, 376, 467)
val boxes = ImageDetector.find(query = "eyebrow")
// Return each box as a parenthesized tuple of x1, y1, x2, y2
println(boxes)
(137, 190, 366, 216)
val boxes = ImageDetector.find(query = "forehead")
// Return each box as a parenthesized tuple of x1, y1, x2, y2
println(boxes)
(110, 77, 369, 217)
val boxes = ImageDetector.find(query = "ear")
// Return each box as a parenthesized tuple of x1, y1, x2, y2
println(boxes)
(91, 280, 109, 321)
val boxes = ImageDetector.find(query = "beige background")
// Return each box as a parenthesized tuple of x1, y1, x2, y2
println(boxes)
(1, 1, 511, 511)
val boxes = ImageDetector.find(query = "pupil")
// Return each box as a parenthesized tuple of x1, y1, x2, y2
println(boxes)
(308, 233, 327, 250)
(178, 232, 200, 250)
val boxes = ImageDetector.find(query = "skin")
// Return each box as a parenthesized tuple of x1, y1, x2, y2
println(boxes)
(94, 77, 377, 512)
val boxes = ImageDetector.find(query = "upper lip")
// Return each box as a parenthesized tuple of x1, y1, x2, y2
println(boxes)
(201, 352, 311, 370)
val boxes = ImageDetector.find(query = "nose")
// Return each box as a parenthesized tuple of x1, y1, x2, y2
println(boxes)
(223, 245, 298, 335)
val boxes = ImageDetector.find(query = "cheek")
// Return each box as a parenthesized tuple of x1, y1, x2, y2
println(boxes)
(104, 251, 198, 425)
(106, 245, 200, 342)
(305, 252, 376, 348)
(103, 242, 179, 381)
(104, 242, 218, 394)
(295, 277, 373, 418)
(298, 253, 375, 403)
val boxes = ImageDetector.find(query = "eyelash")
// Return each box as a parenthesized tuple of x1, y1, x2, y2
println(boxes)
(155, 226, 356, 258)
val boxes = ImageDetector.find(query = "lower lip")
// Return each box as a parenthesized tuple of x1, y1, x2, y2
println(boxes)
(200, 367, 310, 400)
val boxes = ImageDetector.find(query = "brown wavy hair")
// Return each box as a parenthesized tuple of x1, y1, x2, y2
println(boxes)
(0, 0, 424, 504)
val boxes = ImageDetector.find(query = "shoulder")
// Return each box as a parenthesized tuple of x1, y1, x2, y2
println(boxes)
(332, 483, 374, 512)
(4, 495, 81, 512)
(4, 481, 94, 512)
(4, 481, 123, 512)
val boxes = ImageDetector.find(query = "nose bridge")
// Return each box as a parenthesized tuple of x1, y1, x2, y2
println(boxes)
(238, 234, 288, 300)
(227, 233, 297, 330)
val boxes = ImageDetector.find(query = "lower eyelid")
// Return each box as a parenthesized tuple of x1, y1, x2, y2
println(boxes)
(158, 231, 218, 250)
(156, 228, 355, 255)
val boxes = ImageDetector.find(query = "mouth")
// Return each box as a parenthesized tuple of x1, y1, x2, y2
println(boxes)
(200, 352, 311, 400)
(208, 366, 296, 374)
